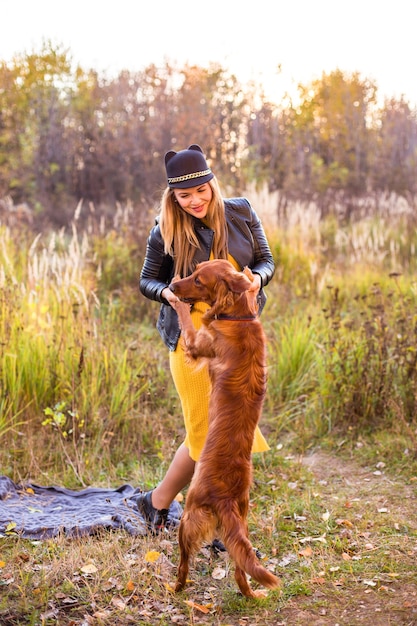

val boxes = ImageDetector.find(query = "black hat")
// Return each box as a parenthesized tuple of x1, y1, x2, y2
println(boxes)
(164, 144, 214, 188)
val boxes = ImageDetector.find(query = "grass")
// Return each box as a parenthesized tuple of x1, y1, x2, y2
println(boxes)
(1, 207, 417, 623)
(1, 448, 416, 624)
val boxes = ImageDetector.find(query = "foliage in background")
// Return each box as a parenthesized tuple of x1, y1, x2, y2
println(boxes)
(0, 203, 416, 486)
(1, 206, 417, 624)
(0, 42, 416, 228)
(0, 217, 176, 486)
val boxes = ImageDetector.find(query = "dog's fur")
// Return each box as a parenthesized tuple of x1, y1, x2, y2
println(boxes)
(169, 259, 280, 598)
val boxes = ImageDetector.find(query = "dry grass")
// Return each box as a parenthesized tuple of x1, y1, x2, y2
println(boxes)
(1, 204, 417, 624)
(1, 446, 416, 625)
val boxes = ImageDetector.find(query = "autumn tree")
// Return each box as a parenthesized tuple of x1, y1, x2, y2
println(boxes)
(245, 70, 381, 211)
(1, 45, 417, 228)
(243, 98, 285, 189)
(371, 96, 417, 198)
(0, 42, 75, 215)
(160, 63, 251, 190)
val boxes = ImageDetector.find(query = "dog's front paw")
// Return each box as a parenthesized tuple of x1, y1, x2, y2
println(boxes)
(175, 301, 192, 329)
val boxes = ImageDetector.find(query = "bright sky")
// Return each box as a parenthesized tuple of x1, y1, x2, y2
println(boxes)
(1, 0, 415, 107)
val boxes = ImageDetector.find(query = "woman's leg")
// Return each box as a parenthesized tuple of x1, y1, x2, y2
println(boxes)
(150, 443, 195, 510)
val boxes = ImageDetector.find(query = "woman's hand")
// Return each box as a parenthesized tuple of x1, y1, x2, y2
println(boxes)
(252, 273, 262, 293)
(162, 287, 181, 308)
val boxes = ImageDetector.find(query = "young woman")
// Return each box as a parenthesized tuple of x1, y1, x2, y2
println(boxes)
(137, 144, 275, 533)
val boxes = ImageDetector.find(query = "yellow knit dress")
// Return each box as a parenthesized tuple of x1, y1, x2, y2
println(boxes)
(169, 255, 270, 462)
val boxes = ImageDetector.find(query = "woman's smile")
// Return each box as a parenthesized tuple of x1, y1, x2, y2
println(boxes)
(174, 183, 213, 218)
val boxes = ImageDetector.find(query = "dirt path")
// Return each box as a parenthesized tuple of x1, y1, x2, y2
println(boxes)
(275, 450, 417, 626)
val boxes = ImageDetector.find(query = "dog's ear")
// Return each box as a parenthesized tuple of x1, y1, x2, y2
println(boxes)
(242, 266, 259, 292)
(208, 280, 234, 317)
(224, 269, 253, 294)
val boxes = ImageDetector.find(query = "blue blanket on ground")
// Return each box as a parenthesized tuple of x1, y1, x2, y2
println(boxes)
(0, 476, 182, 539)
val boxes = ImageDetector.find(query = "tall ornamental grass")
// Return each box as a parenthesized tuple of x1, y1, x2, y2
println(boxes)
(1, 202, 417, 484)
(265, 211, 417, 453)
(309, 273, 417, 436)
(0, 224, 175, 486)
(266, 316, 318, 436)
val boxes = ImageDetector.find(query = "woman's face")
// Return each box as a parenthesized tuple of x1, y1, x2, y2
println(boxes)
(173, 183, 213, 219)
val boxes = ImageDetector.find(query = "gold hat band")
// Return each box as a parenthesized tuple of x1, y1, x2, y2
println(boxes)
(168, 168, 212, 184)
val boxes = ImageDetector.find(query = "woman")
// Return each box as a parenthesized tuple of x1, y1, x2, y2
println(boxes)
(137, 144, 275, 533)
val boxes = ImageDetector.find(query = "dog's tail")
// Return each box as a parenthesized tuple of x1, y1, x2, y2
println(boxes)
(221, 513, 280, 591)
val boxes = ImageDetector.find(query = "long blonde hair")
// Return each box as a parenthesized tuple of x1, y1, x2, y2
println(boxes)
(159, 177, 228, 277)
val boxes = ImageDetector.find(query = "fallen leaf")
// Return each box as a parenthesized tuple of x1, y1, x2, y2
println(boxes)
(93, 611, 110, 619)
(80, 563, 98, 574)
(341, 552, 351, 561)
(299, 534, 327, 544)
(40, 610, 58, 620)
(61, 596, 77, 605)
(102, 578, 117, 591)
(0, 560, 5, 568)
(159, 539, 175, 555)
(299, 546, 313, 558)
(111, 596, 127, 610)
(1, 575, 14, 585)
(211, 566, 227, 580)
(363, 579, 377, 586)
(126, 580, 135, 592)
(145, 550, 161, 563)
(322, 511, 330, 522)
(335, 518, 354, 528)
(185, 600, 211, 614)
(5, 522, 17, 532)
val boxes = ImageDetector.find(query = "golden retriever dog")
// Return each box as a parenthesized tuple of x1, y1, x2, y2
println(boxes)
(169, 259, 280, 598)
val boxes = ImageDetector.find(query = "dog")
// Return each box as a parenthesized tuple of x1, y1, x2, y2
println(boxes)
(169, 259, 280, 598)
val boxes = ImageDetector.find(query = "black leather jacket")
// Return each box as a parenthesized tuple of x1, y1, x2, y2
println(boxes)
(139, 197, 275, 350)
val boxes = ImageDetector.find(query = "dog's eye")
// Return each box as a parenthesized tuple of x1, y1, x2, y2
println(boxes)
(194, 277, 201, 286)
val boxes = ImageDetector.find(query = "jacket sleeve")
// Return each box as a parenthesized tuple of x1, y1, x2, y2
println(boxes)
(139, 224, 174, 303)
(226, 198, 275, 289)
(249, 204, 275, 289)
